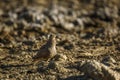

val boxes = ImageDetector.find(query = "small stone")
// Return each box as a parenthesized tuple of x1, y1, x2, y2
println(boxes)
(54, 54, 67, 61)
(48, 61, 58, 69)
(37, 61, 48, 72)
(62, 23, 74, 31)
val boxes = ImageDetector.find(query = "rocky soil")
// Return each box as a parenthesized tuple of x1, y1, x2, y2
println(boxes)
(0, 0, 120, 80)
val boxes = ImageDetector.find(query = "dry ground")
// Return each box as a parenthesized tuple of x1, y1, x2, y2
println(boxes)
(0, 0, 120, 80)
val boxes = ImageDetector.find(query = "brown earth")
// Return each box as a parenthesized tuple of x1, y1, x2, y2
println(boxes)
(0, 0, 120, 80)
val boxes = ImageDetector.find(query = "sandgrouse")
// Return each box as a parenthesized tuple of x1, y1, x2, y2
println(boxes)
(32, 34, 57, 63)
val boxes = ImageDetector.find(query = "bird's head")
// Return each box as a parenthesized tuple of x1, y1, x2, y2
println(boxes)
(48, 34, 56, 46)
(49, 34, 56, 40)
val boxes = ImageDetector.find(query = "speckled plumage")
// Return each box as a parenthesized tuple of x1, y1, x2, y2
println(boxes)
(32, 34, 57, 63)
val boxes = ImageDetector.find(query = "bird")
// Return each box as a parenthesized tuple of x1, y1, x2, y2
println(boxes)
(32, 34, 57, 63)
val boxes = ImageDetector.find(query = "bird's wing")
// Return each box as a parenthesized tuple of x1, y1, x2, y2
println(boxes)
(39, 41, 50, 50)
(33, 49, 49, 59)
(39, 44, 47, 50)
